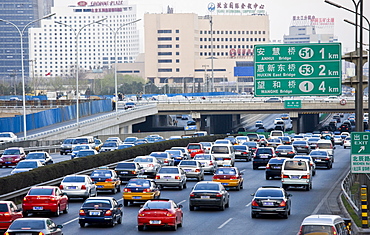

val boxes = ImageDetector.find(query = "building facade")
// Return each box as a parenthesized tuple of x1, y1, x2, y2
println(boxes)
(144, 12, 269, 93)
(0, 0, 53, 82)
(28, 0, 139, 78)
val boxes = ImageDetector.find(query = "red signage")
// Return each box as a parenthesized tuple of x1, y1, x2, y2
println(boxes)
(90, 1, 123, 6)
(229, 48, 253, 57)
(77, 1, 88, 6)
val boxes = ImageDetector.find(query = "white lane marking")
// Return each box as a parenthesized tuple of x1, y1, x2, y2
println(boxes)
(218, 218, 233, 229)
(178, 200, 186, 205)
(245, 202, 251, 207)
(240, 169, 246, 172)
(63, 217, 79, 226)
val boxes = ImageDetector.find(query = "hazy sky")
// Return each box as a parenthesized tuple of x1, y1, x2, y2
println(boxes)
(132, 0, 370, 53)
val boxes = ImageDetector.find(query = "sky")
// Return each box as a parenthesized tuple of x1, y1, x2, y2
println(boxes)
(131, 0, 370, 54)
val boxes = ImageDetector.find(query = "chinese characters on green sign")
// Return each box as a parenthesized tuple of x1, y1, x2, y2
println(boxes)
(351, 132, 370, 173)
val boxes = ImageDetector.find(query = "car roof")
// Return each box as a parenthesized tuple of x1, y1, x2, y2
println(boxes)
(301, 215, 344, 226)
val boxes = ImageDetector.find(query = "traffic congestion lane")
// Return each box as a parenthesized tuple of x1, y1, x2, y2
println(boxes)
(46, 145, 350, 235)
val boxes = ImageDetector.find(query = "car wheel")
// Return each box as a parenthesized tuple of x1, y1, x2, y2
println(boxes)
(178, 217, 183, 227)
(310, 183, 312, 189)
(117, 214, 122, 224)
(219, 203, 225, 211)
(179, 183, 184, 190)
(201, 175, 204, 181)
(327, 163, 331, 169)
(79, 222, 85, 228)
(313, 170, 316, 176)
(197, 176, 201, 182)
(63, 203, 69, 214)
(288, 209, 291, 215)
(236, 184, 241, 191)
(109, 219, 115, 227)
(171, 222, 178, 231)
(183, 183, 187, 189)
(265, 175, 270, 180)
(225, 200, 230, 208)
(22, 211, 28, 217)
(253, 165, 258, 170)
(112, 187, 117, 194)
(282, 185, 288, 190)
(54, 206, 60, 217)
(344, 146, 347, 149)
(189, 205, 195, 211)
(282, 212, 288, 219)
(123, 200, 129, 207)
(305, 185, 310, 191)
(116, 185, 121, 192)
(138, 225, 144, 231)
(251, 212, 257, 218)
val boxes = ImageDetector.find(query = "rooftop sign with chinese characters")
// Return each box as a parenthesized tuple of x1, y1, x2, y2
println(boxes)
(209, 2, 266, 15)
(254, 43, 342, 97)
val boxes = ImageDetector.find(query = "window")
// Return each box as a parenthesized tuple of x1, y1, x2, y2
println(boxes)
(158, 59, 172, 63)
(176, 52, 179, 55)
(176, 29, 179, 33)
(158, 37, 172, 41)
(176, 59, 179, 63)
(176, 45, 179, 48)
(175, 37, 179, 41)
(158, 68, 172, 72)
(176, 68, 180, 72)
(158, 52, 172, 56)
(158, 45, 172, 48)
(158, 30, 172, 33)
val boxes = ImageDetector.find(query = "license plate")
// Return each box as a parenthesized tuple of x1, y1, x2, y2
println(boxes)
(273, 166, 281, 169)
(133, 196, 141, 199)
(164, 176, 171, 179)
(260, 155, 269, 158)
(5, 162, 11, 164)
(281, 153, 287, 155)
(16, 233, 32, 235)
(291, 176, 299, 179)
(68, 186, 77, 189)
(97, 185, 104, 188)
(33, 206, 43, 210)
(262, 202, 274, 206)
(150, 220, 161, 224)
(221, 183, 228, 185)
(120, 171, 128, 174)
(201, 196, 210, 199)
(89, 211, 100, 216)
(185, 169, 191, 172)
(201, 163, 205, 166)
(315, 159, 321, 162)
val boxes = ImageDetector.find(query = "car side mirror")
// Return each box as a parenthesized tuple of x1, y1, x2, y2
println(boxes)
(178, 205, 183, 209)
(250, 193, 255, 196)
(288, 194, 293, 197)
(62, 192, 67, 196)
(56, 225, 63, 229)
(240, 172, 244, 175)
(118, 204, 123, 207)
(15, 208, 22, 212)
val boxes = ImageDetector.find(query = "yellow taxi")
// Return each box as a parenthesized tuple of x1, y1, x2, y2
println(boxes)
(90, 167, 121, 193)
(123, 177, 161, 206)
(212, 166, 244, 191)
(94, 139, 103, 151)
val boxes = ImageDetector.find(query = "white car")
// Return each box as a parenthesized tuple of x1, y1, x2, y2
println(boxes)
(343, 136, 351, 149)
(105, 137, 122, 144)
(133, 156, 161, 177)
(70, 144, 92, 159)
(100, 142, 119, 152)
(333, 135, 344, 145)
(10, 160, 43, 175)
(0, 132, 17, 143)
(273, 118, 283, 125)
(193, 154, 217, 173)
(60, 174, 97, 199)
(170, 147, 190, 159)
(322, 96, 342, 102)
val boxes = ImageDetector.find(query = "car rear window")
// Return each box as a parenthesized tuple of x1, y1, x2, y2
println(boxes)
(180, 161, 197, 166)
(233, 146, 247, 150)
(194, 155, 211, 160)
(73, 138, 89, 144)
(28, 188, 53, 196)
(211, 146, 229, 154)
(284, 161, 307, 171)
(188, 144, 201, 149)
(127, 179, 150, 187)
(256, 148, 272, 154)
(0, 204, 8, 212)
(255, 189, 283, 197)
(293, 141, 306, 144)
(268, 158, 286, 164)
(276, 146, 292, 150)
(144, 201, 171, 209)
(116, 163, 135, 168)
(134, 157, 153, 163)
(63, 139, 73, 144)
(194, 184, 219, 191)
(9, 220, 45, 230)
(91, 170, 112, 177)
(317, 143, 332, 149)
(63, 176, 85, 183)
(16, 161, 37, 168)
(159, 168, 179, 174)
(83, 200, 111, 208)
(3, 149, 21, 155)
(301, 225, 334, 235)
(215, 168, 236, 175)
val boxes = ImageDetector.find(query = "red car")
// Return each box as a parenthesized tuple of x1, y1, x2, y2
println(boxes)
(137, 199, 183, 231)
(186, 143, 205, 158)
(22, 186, 69, 217)
(0, 201, 23, 230)
(0, 147, 26, 167)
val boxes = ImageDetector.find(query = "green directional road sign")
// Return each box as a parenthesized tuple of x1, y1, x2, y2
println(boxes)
(254, 43, 342, 97)
(351, 132, 370, 173)
(284, 100, 301, 109)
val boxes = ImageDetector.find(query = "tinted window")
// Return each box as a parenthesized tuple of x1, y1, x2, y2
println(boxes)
(256, 148, 272, 154)
(215, 168, 236, 175)
(26, 153, 45, 159)
(63, 139, 73, 144)
(233, 146, 247, 150)
(268, 158, 286, 164)
(180, 161, 197, 166)
(255, 189, 283, 197)
(28, 188, 53, 195)
(244, 142, 257, 147)
(284, 161, 307, 171)
(83, 200, 111, 208)
(188, 145, 201, 149)
(116, 163, 135, 168)
(3, 149, 20, 155)
(134, 158, 153, 163)
(158, 168, 179, 174)
(103, 143, 117, 147)
(301, 225, 334, 235)
(16, 161, 37, 168)
(73, 138, 89, 144)
(63, 176, 85, 183)
(276, 146, 292, 150)
(9, 220, 45, 229)
(293, 141, 306, 144)
(194, 183, 219, 191)
(127, 179, 151, 187)
(0, 204, 8, 212)
(91, 170, 112, 177)
(211, 146, 229, 154)
(144, 201, 171, 209)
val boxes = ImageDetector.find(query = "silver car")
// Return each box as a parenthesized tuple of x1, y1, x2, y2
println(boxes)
(193, 154, 217, 174)
(5, 218, 63, 234)
(178, 160, 204, 181)
(60, 174, 97, 199)
(155, 166, 187, 189)
(134, 156, 161, 177)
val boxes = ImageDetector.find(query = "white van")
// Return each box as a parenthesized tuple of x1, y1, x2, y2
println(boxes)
(316, 139, 335, 157)
(281, 159, 312, 191)
(298, 215, 350, 235)
(71, 136, 95, 150)
(210, 144, 235, 166)
(269, 130, 284, 139)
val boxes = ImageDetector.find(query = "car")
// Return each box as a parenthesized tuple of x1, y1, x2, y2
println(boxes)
(181, 115, 189, 120)
(59, 174, 97, 199)
(246, 133, 261, 142)
(281, 159, 313, 190)
(123, 178, 161, 206)
(25, 152, 53, 165)
(145, 135, 164, 143)
(235, 136, 249, 144)
(193, 154, 217, 174)
(124, 102, 136, 109)
(310, 150, 333, 169)
(78, 197, 122, 227)
(155, 166, 187, 189)
(10, 160, 44, 175)
(70, 144, 92, 159)
(133, 156, 161, 177)
(292, 140, 310, 154)
(0, 201, 23, 231)
(4, 218, 63, 234)
(233, 145, 252, 161)
(224, 136, 237, 145)
(178, 160, 204, 181)
(212, 167, 244, 190)
(251, 186, 292, 219)
(292, 135, 305, 141)
(242, 141, 259, 154)
(264, 97, 282, 103)
(281, 114, 290, 120)
(189, 181, 230, 211)
(134, 139, 149, 145)
(75, 149, 98, 158)
(333, 114, 341, 123)
(298, 214, 351, 235)
(105, 137, 122, 144)
(149, 151, 174, 166)
(117, 143, 135, 149)
(343, 136, 351, 149)
(169, 136, 182, 140)
(255, 120, 264, 127)
(278, 136, 292, 145)
(186, 143, 205, 158)
(114, 162, 144, 182)
(253, 147, 276, 170)
(266, 138, 283, 148)
(187, 120, 196, 126)
(0, 147, 26, 167)
(22, 186, 69, 216)
(307, 137, 321, 149)
(71, 136, 96, 150)
(214, 139, 233, 145)
(293, 155, 316, 176)
(273, 118, 284, 125)
(137, 199, 183, 231)
(123, 136, 138, 144)
(199, 142, 213, 153)
(170, 147, 190, 159)
(94, 138, 103, 151)
(60, 138, 75, 155)
(275, 145, 296, 158)
(258, 135, 268, 146)
(322, 96, 341, 102)
(333, 135, 344, 145)
(265, 157, 289, 180)
(0, 132, 17, 144)
(165, 149, 186, 165)
(338, 123, 352, 132)
(316, 139, 335, 157)
(210, 144, 236, 166)
(100, 142, 119, 152)
(90, 167, 121, 193)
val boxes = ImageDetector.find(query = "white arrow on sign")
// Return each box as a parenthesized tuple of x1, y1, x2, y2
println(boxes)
(358, 146, 365, 153)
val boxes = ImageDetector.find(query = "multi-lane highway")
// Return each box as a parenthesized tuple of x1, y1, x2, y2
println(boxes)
(1, 144, 349, 235)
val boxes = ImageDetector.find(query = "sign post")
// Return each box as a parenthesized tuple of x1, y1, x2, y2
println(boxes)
(254, 43, 341, 96)
(351, 132, 370, 173)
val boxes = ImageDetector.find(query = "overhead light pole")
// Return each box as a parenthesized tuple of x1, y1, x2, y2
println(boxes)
(55, 18, 107, 129)
(0, 13, 56, 139)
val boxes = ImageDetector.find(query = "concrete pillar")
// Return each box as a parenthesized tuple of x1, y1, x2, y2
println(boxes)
(291, 118, 299, 133)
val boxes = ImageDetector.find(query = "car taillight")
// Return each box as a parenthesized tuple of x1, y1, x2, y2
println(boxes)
(155, 175, 160, 179)
(175, 176, 180, 180)
(190, 193, 195, 197)
(105, 210, 112, 216)
(79, 209, 86, 216)
(298, 226, 303, 235)
(81, 185, 86, 190)
(148, 164, 154, 167)
(230, 176, 238, 179)
(216, 193, 222, 197)
(331, 226, 337, 234)
(209, 161, 213, 165)
(301, 175, 310, 179)
(124, 188, 131, 192)
(325, 157, 330, 160)
(166, 211, 174, 217)
(164, 159, 169, 163)
(243, 152, 247, 154)
(50, 197, 56, 201)
(132, 171, 137, 174)
(38, 233, 45, 235)
(275, 151, 279, 154)
(279, 201, 286, 207)
(251, 200, 259, 206)
(143, 188, 151, 193)
(213, 176, 219, 180)
(91, 178, 95, 181)
(224, 158, 231, 161)
(195, 169, 200, 172)
(282, 174, 289, 178)
(105, 178, 113, 182)
(288, 151, 294, 154)
(266, 164, 270, 169)
(59, 185, 64, 189)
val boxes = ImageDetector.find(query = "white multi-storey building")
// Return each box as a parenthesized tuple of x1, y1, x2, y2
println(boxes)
(29, 0, 139, 78)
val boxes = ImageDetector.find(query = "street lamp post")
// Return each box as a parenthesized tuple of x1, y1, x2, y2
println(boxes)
(164, 77, 171, 94)
(55, 18, 107, 129)
(0, 13, 56, 139)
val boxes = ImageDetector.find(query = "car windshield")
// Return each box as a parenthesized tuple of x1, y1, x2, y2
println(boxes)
(3, 149, 21, 155)
(194, 155, 211, 160)
(118, 144, 133, 149)
(28, 188, 53, 196)
(257, 148, 272, 154)
(73, 138, 89, 144)
(188, 145, 201, 149)
(9, 220, 45, 230)
(0, 133, 12, 138)
(233, 146, 247, 150)
(301, 225, 334, 234)
(0, 204, 8, 212)
(194, 183, 219, 191)
(180, 161, 197, 166)
(26, 153, 45, 159)
(73, 145, 89, 151)
(134, 158, 153, 163)
(244, 142, 257, 147)
(116, 163, 135, 168)
(310, 151, 328, 156)
(284, 161, 307, 171)
(144, 201, 171, 209)
(127, 179, 150, 187)
(255, 189, 283, 197)
(63, 176, 85, 183)
(158, 168, 179, 174)
(215, 168, 236, 175)
(16, 161, 37, 168)
(124, 137, 137, 142)
(91, 170, 112, 177)
(63, 139, 73, 144)
(150, 153, 167, 158)
(211, 146, 229, 154)
(103, 143, 117, 147)
(83, 200, 111, 208)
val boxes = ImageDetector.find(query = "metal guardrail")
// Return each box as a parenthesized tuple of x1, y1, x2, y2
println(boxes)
(342, 171, 360, 212)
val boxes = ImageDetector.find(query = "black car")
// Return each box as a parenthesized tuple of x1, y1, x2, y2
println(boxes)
(251, 186, 292, 219)
(114, 162, 144, 182)
(292, 140, 310, 154)
(242, 142, 258, 154)
(309, 150, 333, 169)
(275, 145, 296, 158)
(253, 147, 276, 170)
(265, 157, 288, 180)
(79, 197, 123, 227)
(5, 218, 63, 235)
(233, 145, 251, 161)
(189, 181, 229, 211)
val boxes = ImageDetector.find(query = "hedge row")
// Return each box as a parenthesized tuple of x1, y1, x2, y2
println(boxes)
(0, 135, 226, 196)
